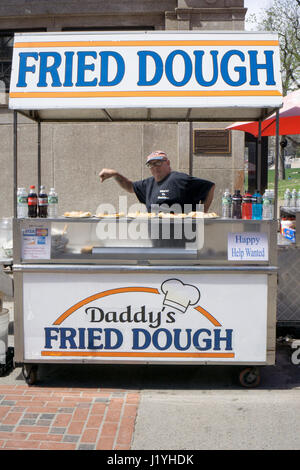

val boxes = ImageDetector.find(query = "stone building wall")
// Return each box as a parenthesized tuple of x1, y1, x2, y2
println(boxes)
(0, 0, 246, 217)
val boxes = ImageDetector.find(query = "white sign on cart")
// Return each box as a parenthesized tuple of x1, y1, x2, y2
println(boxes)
(23, 272, 268, 363)
(9, 31, 282, 111)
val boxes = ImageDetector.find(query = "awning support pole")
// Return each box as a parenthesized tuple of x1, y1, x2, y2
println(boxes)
(37, 119, 41, 190)
(274, 109, 280, 220)
(13, 111, 18, 219)
(257, 119, 262, 192)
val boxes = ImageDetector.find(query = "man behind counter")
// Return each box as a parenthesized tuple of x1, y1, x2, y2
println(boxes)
(99, 150, 215, 213)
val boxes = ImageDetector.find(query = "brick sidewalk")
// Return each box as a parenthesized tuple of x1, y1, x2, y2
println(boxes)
(0, 384, 140, 450)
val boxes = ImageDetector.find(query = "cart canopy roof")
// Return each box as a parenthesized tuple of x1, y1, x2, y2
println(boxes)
(9, 30, 283, 122)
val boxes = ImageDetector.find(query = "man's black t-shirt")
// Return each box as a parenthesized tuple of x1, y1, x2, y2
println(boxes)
(133, 171, 214, 212)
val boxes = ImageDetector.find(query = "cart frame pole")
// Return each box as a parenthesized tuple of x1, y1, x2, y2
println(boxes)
(257, 119, 262, 193)
(37, 119, 41, 190)
(274, 109, 280, 220)
(13, 111, 18, 219)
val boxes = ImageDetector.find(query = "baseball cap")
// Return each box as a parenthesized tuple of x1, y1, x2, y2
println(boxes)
(146, 150, 167, 165)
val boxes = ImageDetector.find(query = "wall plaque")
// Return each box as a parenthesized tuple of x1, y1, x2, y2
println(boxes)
(194, 129, 231, 155)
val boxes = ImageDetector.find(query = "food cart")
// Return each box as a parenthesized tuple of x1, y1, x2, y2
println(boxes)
(9, 30, 283, 386)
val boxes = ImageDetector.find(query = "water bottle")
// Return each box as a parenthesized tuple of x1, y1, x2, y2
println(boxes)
(48, 188, 58, 218)
(269, 190, 274, 219)
(232, 189, 242, 219)
(291, 189, 297, 208)
(222, 189, 232, 218)
(262, 190, 272, 220)
(297, 190, 300, 209)
(252, 190, 262, 220)
(17, 187, 28, 218)
(284, 189, 291, 208)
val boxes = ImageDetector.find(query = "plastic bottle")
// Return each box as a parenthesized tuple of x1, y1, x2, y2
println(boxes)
(269, 189, 275, 219)
(284, 189, 291, 208)
(232, 189, 242, 219)
(251, 190, 262, 220)
(242, 192, 252, 219)
(28, 185, 38, 218)
(291, 188, 297, 208)
(38, 185, 48, 218)
(262, 190, 272, 220)
(17, 187, 28, 218)
(48, 188, 58, 218)
(221, 189, 232, 218)
(297, 190, 300, 209)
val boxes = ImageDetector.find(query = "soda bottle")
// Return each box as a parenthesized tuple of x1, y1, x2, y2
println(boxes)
(17, 187, 28, 218)
(291, 189, 297, 208)
(48, 188, 58, 218)
(221, 189, 232, 218)
(262, 190, 272, 220)
(28, 185, 38, 218)
(251, 190, 262, 220)
(232, 189, 242, 219)
(242, 191, 252, 219)
(38, 185, 48, 218)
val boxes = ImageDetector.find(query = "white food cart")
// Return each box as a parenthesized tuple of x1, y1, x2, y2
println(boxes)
(9, 30, 283, 386)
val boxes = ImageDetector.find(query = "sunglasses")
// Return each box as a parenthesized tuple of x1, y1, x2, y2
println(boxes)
(146, 159, 167, 168)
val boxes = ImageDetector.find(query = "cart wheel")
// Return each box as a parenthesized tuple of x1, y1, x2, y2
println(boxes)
(239, 367, 261, 388)
(22, 364, 38, 385)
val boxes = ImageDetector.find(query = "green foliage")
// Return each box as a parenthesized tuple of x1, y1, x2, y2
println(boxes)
(247, 0, 300, 94)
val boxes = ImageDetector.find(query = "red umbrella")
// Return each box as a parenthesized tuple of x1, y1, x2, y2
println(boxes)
(227, 89, 300, 137)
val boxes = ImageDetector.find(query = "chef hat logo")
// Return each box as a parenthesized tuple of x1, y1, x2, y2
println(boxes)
(161, 279, 200, 313)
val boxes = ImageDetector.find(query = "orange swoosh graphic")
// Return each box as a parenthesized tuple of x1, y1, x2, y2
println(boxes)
(194, 306, 222, 327)
(14, 40, 279, 48)
(53, 287, 159, 325)
(9, 90, 282, 98)
(41, 351, 234, 358)
(53, 286, 222, 327)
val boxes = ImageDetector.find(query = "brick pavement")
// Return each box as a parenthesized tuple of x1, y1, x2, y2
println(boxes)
(0, 384, 140, 450)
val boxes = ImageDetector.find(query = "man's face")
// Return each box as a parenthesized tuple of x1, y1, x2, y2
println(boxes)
(146, 158, 171, 181)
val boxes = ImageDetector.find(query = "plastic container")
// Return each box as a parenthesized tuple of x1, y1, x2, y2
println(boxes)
(17, 187, 28, 218)
(0, 218, 12, 258)
(232, 190, 242, 219)
(0, 308, 9, 364)
(38, 185, 48, 218)
(284, 189, 291, 208)
(252, 190, 262, 220)
(48, 188, 58, 218)
(262, 190, 272, 220)
(291, 189, 297, 208)
(242, 192, 252, 220)
(221, 189, 232, 218)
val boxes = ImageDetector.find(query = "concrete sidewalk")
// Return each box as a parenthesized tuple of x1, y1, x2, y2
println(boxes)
(1, 298, 300, 451)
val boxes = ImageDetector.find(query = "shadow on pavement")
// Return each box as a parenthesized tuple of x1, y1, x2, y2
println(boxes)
(9, 343, 300, 391)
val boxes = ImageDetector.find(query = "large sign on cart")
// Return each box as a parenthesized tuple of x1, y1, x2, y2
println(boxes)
(22, 272, 268, 363)
(9, 31, 282, 110)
